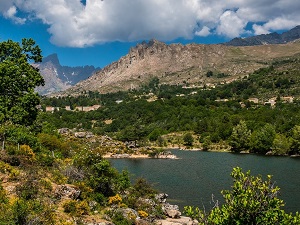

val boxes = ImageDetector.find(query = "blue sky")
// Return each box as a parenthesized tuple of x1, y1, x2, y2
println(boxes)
(1, 1, 299, 68)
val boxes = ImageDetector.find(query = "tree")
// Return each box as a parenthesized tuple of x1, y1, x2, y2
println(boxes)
(0, 38, 44, 125)
(184, 167, 300, 225)
(183, 133, 194, 146)
(290, 125, 300, 155)
(250, 124, 276, 154)
(230, 120, 251, 152)
(272, 133, 291, 155)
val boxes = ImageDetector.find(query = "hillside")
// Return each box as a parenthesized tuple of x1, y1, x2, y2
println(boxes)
(59, 38, 300, 96)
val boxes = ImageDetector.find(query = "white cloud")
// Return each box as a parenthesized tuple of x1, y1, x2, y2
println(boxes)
(1, 2, 26, 24)
(216, 10, 247, 38)
(253, 24, 270, 35)
(195, 26, 211, 37)
(0, 0, 300, 47)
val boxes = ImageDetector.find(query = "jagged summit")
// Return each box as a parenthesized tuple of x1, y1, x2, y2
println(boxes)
(225, 25, 300, 46)
(42, 53, 60, 66)
(36, 54, 100, 95)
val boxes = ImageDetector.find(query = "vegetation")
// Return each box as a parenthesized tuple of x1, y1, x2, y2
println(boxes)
(1, 38, 300, 223)
(40, 57, 300, 155)
(184, 167, 300, 225)
(0, 38, 44, 125)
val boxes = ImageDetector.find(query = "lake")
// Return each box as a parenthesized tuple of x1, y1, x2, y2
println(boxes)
(109, 150, 300, 212)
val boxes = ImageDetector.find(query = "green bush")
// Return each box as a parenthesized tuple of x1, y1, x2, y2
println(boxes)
(184, 167, 300, 225)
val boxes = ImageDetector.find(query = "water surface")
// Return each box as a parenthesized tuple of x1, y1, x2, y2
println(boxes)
(110, 150, 300, 212)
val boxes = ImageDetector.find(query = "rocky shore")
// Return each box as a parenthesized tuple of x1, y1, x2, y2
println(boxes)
(84, 193, 196, 225)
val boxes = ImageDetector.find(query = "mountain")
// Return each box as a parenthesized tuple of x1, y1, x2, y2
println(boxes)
(35, 54, 100, 95)
(59, 36, 300, 96)
(225, 25, 300, 46)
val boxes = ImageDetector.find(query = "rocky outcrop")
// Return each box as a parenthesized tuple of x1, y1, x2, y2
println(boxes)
(162, 203, 181, 219)
(54, 184, 81, 199)
(55, 26, 300, 96)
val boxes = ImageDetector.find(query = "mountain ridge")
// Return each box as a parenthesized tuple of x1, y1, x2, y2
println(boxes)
(35, 54, 100, 95)
(225, 25, 300, 46)
(53, 26, 300, 96)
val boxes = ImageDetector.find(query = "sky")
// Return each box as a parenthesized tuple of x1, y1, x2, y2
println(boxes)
(0, 0, 300, 68)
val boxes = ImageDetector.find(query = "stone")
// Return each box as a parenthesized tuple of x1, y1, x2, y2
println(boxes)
(155, 216, 198, 225)
(54, 184, 81, 199)
(75, 132, 86, 138)
(162, 203, 181, 218)
(155, 193, 168, 203)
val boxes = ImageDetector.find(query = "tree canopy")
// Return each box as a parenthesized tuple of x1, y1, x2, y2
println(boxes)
(0, 38, 44, 125)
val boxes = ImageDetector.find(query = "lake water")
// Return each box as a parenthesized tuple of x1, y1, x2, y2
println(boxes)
(109, 150, 300, 213)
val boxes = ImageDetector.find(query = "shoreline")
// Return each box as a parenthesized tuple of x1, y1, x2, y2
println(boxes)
(103, 152, 179, 159)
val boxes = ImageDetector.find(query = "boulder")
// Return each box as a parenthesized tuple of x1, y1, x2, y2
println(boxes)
(155, 216, 198, 225)
(117, 208, 139, 221)
(162, 203, 181, 218)
(155, 193, 169, 203)
(54, 184, 81, 199)
(75, 132, 87, 138)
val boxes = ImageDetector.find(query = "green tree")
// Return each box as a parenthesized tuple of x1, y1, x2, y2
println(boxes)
(290, 125, 300, 154)
(230, 120, 251, 153)
(250, 124, 276, 154)
(272, 133, 291, 155)
(183, 133, 194, 147)
(0, 38, 44, 125)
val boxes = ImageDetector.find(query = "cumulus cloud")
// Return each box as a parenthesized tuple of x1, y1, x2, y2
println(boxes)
(195, 26, 211, 37)
(0, 1, 26, 24)
(1, 0, 300, 47)
(216, 10, 247, 38)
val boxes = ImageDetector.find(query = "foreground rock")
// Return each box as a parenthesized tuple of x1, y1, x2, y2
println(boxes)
(155, 216, 198, 225)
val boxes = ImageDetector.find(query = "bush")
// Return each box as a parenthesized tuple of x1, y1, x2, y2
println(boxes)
(184, 167, 300, 225)
(63, 199, 89, 216)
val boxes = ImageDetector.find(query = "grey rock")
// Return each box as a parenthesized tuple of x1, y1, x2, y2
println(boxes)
(54, 184, 81, 199)
(162, 203, 181, 218)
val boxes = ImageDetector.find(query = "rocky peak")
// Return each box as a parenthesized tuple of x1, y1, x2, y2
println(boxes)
(42, 53, 60, 66)
(36, 54, 100, 95)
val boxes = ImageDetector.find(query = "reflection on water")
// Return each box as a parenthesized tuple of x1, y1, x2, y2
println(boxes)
(110, 150, 300, 212)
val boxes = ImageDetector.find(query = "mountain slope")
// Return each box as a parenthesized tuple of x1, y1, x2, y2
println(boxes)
(35, 54, 100, 95)
(225, 25, 300, 46)
(60, 38, 300, 95)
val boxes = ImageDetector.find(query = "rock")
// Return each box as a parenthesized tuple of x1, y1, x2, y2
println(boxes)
(265, 151, 274, 156)
(86, 221, 114, 225)
(75, 132, 86, 138)
(155, 216, 198, 225)
(86, 132, 94, 138)
(136, 218, 152, 225)
(54, 184, 81, 199)
(58, 128, 69, 134)
(155, 193, 169, 203)
(117, 208, 139, 221)
(162, 203, 181, 218)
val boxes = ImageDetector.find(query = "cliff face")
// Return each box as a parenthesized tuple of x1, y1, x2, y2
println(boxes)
(61, 38, 300, 95)
(35, 54, 100, 95)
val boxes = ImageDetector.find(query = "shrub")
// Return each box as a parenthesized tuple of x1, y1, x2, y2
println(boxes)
(138, 210, 149, 218)
(63, 200, 89, 216)
(184, 167, 300, 225)
(108, 194, 122, 205)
